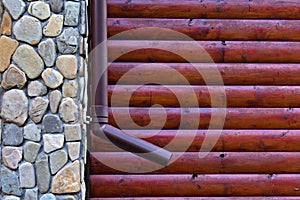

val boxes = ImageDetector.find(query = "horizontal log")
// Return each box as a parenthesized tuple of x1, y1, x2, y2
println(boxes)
(107, 0, 300, 19)
(89, 130, 300, 152)
(108, 108, 300, 129)
(91, 198, 300, 200)
(108, 63, 300, 85)
(108, 85, 300, 108)
(108, 19, 300, 41)
(90, 174, 300, 197)
(90, 152, 300, 174)
(108, 41, 300, 63)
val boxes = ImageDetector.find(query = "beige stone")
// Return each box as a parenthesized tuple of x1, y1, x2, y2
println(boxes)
(43, 14, 63, 37)
(0, 36, 18, 72)
(2, 147, 22, 170)
(62, 80, 78, 97)
(49, 90, 62, 113)
(59, 98, 78, 123)
(42, 68, 64, 89)
(28, 1, 50, 20)
(56, 55, 78, 79)
(67, 142, 80, 161)
(0, 11, 12, 35)
(1, 64, 27, 90)
(29, 97, 49, 123)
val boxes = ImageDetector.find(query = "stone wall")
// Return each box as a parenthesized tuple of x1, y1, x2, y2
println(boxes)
(0, 0, 88, 199)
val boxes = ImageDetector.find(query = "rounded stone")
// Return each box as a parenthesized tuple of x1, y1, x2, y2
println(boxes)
(42, 68, 64, 89)
(49, 90, 62, 113)
(67, 142, 80, 161)
(1, 64, 27, 90)
(40, 194, 56, 200)
(28, 1, 50, 20)
(50, 0, 63, 13)
(62, 80, 78, 97)
(2, 123, 23, 146)
(57, 28, 79, 54)
(27, 80, 47, 97)
(59, 98, 79, 123)
(1, 166, 22, 196)
(0, 36, 19, 72)
(24, 123, 41, 142)
(19, 162, 35, 188)
(43, 14, 63, 37)
(38, 39, 57, 67)
(2, 0, 25, 20)
(42, 114, 63, 133)
(43, 134, 64, 153)
(1, 11, 12, 35)
(56, 55, 78, 79)
(50, 149, 68, 174)
(29, 97, 49, 123)
(64, 1, 80, 26)
(36, 153, 51, 194)
(2, 147, 22, 170)
(24, 141, 41, 163)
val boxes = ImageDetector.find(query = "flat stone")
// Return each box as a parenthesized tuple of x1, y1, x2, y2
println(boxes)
(2, 0, 25, 20)
(2, 147, 22, 170)
(64, 1, 80, 26)
(1, 89, 28, 126)
(1, 166, 22, 196)
(43, 14, 63, 37)
(42, 114, 63, 133)
(50, 0, 63, 13)
(29, 97, 49, 123)
(49, 90, 62, 113)
(65, 124, 81, 142)
(2, 196, 20, 200)
(57, 28, 79, 54)
(28, 1, 50, 20)
(38, 39, 56, 67)
(43, 134, 64, 153)
(56, 195, 76, 200)
(79, 1, 86, 35)
(56, 55, 78, 79)
(13, 44, 44, 79)
(59, 98, 79, 123)
(0, 36, 18, 72)
(0, 11, 12, 35)
(2, 123, 23, 146)
(42, 68, 64, 89)
(40, 194, 56, 200)
(62, 80, 78, 97)
(24, 123, 41, 142)
(13, 16, 42, 45)
(24, 141, 41, 163)
(50, 149, 68, 174)
(25, 188, 38, 200)
(67, 142, 80, 161)
(19, 162, 35, 188)
(27, 80, 47, 97)
(52, 161, 80, 194)
(36, 153, 50, 194)
(1, 64, 27, 90)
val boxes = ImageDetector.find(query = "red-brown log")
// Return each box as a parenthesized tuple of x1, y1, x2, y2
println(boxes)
(91, 198, 300, 200)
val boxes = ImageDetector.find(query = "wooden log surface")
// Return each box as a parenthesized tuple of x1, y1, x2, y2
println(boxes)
(91, 198, 300, 200)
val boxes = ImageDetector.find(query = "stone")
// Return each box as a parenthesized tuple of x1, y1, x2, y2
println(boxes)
(64, 1, 80, 26)
(40, 194, 56, 200)
(13, 44, 44, 79)
(67, 142, 80, 161)
(2, 147, 22, 170)
(57, 28, 79, 54)
(1, 166, 22, 196)
(79, 1, 86, 35)
(65, 124, 81, 141)
(2, 196, 20, 200)
(38, 39, 57, 67)
(36, 153, 50, 194)
(50, 0, 63, 13)
(28, 1, 50, 20)
(1, 11, 12, 35)
(49, 90, 62, 113)
(2, 0, 25, 20)
(27, 80, 47, 97)
(42, 68, 64, 89)
(2, 123, 23, 146)
(56, 196, 76, 200)
(19, 162, 35, 188)
(29, 97, 49, 123)
(62, 80, 78, 97)
(0, 119, 2, 144)
(59, 98, 79, 123)
(43, 134, 64, 153)
(52, 161, 80, 194)
(24, 123, 41, 142)
(43, 14, 63, 37)
(42, 114, 63, 133)
(50, 149, 68, 174)
(1, 89, 28, 126)
(0, 36, 18, 72)
(25, 188, 38, 200)
(24, 141, 41, 163)
(1, 64, 27, 90)
(13, 16, 42, 45)
(56, 55, 78, 79)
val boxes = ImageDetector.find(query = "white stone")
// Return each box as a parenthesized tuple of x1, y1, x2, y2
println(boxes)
(43, 134, 64, 153)
(28, 1, 50, 20)
(67, 142, 80, 161)
(59, 98, 79, 123)
(3, 0, 25, 20)
(2, 147, 22, 170)
(19, 162, 35, 188)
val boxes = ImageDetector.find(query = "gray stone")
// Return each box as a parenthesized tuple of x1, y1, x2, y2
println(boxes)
(0, 119, 2, 144)
(49, 90, 62, 113)
(50, 149, 68, 174)
(2, 0, 25, 20)
(19, 162, 35, 188)
(13, 44, 44, 79)
(25, 188, 38, 200)
(24, 141, 41, 163)
(57, 28, 79, 54)
(56, 55, 78, 79)
(79, 1, 86, 35)
(2, 123, 23, 146)
(42, 114, 63, 133)
(13, 16, 42, 45)
(43, 14, 63, 37)
(63, 80, 78, 97)
(29, 97, 49, 123)
(59, 98, 79, 123)
(1, 64, 27, 90)
(28, 1, 50, 20)
(27, 80, 47, 97)
(2, 196, 20, 200)
(64, 1, 80, 26)
(42, 68, 64, 89)
(2, 147, 22, 170)
(36, 153, 50, 194)
(65, 124, 81, 141)
(40, 194, 56, 200)
(43, 134, 64, 153)
(38, 39, 57, 67)
(1, 166, 22, 196)
(24, 123, 41, 142)
(50, 0, 63, 13)
(56, 195, 76, 200)
(67, 142, 80, 161)
(0, 36, 19, 72)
